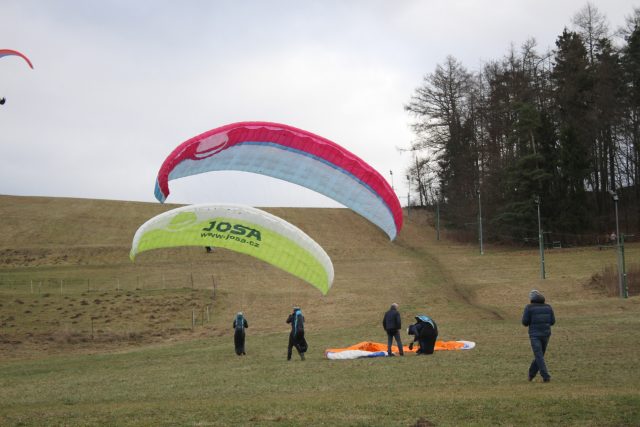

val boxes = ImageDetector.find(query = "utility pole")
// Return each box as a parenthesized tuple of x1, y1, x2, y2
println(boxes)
(406, 175, 411, 217)
(477, 188, 484, 255)
(535, 196, 545, 280)
(435, 190, 440, 241)
(609, 190, 627, 298)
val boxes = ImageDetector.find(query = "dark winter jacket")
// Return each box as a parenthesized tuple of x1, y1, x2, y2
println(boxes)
(416, 317, 438, 338)
(382, 307, 402, 331)
(522, 294, 555, 337)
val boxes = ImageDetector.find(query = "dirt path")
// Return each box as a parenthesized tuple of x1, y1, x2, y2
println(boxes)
(395, 213, 506, 321)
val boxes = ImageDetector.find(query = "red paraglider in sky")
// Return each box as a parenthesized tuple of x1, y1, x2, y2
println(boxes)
(0, 49, 34, 106)
(0, 49, 34, 69)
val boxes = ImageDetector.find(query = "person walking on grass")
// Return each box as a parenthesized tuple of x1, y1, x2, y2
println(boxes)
(233, 312, 248, 356)
(286, 307, 307, 361)
(522, 289, 555, 382)
(382, 303, 404, 356)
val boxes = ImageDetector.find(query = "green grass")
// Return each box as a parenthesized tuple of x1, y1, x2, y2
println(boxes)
(1, 195, 639, 426)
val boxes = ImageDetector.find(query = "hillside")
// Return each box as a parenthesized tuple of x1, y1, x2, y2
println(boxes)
(1, 195, 639, 425)
(0, 194, 637, 351)
(0, 194, 449, 357)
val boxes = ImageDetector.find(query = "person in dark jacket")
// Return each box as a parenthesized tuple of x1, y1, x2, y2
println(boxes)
(408, 315, 439, 355)
(382, 303, 404, 356)
(233, 312, 248, 355)
(286, 307, 307, 361)
(522, 289, 555, 382)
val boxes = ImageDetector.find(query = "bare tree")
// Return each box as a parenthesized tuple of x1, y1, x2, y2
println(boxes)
(615, 7, 640, 40)
(572, 2, 610, 63)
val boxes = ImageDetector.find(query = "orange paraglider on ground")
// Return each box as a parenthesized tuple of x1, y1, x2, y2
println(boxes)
(324, 340, 475, 360)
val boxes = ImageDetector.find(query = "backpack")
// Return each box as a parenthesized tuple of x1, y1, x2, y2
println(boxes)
(235, 313, 245, 332)
(293, 310, 304, 334)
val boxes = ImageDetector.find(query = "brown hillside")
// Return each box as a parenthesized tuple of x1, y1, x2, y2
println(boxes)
(1, 195, 638, 362)
(0, 195, 439, 358)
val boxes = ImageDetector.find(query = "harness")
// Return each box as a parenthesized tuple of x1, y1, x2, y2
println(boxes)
(416, 315, 435, 329)
(293, 309, 304, 334)
(235, 314, 245, 332)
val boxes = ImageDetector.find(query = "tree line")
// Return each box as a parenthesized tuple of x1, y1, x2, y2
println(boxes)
(405, 4, 640, 245)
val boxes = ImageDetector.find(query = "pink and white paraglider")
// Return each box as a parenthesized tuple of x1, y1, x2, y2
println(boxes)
(154, 121, 403, 240)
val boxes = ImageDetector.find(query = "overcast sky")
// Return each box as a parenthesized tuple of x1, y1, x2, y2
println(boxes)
(1, 0, 636, 207)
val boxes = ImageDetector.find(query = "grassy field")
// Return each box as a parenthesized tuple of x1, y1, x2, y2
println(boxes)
(0, 195, 639, 426)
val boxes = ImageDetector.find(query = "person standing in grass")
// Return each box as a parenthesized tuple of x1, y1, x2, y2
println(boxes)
(522, 290, 555, 382)
(382, 303, 404, 356)
(286, 307, 307, 361)
(233, 312, 248, 356)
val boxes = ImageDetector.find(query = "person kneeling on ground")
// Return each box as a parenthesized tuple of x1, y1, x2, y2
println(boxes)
(408, 315, 438, 355)
(233, 311, 248, 356)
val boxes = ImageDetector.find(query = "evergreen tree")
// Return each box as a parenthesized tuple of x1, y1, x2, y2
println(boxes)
(552, 29, 593, 233)
(591, 37, 624, 225)
(621, 22, 640, 229)
(404, 6, 640, 242)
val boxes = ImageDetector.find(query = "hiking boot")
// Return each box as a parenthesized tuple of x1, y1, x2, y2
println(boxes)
(543, 377, 551, 383)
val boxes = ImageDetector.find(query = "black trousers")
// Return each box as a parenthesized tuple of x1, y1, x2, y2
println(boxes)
(417, 326, 438, 355)
(287, 331, 307, 359)
(234, 330, 245, 355)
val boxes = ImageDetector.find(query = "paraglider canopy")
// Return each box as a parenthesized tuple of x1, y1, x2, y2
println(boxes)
(154, 121, 403, 240)
(1, 49, 34, 107)
(0, 49, 34, 69)
(130, 203, 334, 295)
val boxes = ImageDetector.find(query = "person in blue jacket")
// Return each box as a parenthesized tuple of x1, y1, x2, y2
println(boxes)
(233, 312, 248, 356)
(522, 289, 555, 382)
(408, 315, 439, 355)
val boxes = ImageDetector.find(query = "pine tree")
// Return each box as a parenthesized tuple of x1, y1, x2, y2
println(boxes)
(552, 29, 593, 233)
